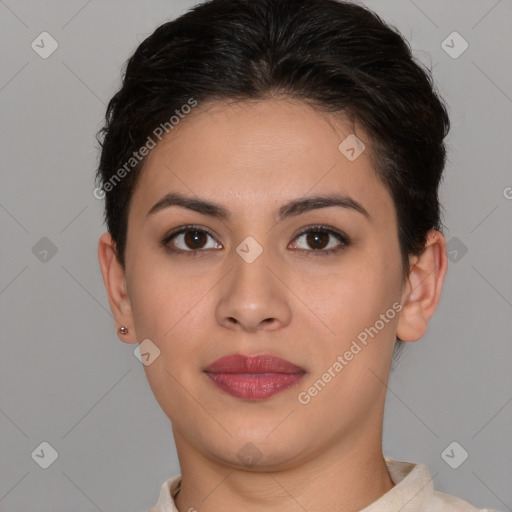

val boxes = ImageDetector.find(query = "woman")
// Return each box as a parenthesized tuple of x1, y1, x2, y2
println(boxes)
(96, 0, 498, 510)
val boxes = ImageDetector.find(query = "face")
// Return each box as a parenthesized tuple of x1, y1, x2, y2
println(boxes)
(120, 98, 407, 469)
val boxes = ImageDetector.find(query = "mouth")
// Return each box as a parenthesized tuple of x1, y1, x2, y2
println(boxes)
(203, 353, 306, 401)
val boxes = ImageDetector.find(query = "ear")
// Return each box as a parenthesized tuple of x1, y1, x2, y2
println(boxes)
(396, 229, 448, 342)
(97, 232, 137, 344)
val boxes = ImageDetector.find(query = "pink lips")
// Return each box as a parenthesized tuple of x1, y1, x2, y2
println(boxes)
(204, 354, 306, 400)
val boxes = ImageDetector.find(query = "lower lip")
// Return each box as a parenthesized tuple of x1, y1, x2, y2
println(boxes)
(205, 372, 305, 400)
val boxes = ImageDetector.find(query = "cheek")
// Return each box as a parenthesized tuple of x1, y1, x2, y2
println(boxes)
(301, 253, 400, 346)
(127, 261, 193, 341)
(128, 262, 208, 417)
(127, 258, 217, 383)
(296, 259, 399, 421)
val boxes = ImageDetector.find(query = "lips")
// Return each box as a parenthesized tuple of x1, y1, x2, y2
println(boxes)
(204, 354, 305, 374)
(204, 354, 306, 400)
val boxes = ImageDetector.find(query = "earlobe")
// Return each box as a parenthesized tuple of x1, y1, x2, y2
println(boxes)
(97, 232, 137, 344)
(396, 230, 448, 342)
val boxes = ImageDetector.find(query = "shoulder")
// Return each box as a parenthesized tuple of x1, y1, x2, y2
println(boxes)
(147, 474, 182, 512)
(430, 488, 499, 512)
(383, 458, 500, 512)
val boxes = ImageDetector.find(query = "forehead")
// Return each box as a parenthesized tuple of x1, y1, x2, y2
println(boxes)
(129, 98, 394, 224)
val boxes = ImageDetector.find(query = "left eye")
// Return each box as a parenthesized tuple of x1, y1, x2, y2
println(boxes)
(164, 227, 222, 252)
(290, 226, 349, 254)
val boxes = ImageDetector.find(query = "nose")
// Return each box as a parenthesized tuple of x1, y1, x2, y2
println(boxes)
(215, 246, 292, 333)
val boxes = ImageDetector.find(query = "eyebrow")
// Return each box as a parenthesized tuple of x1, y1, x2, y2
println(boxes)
(146, 191, 370, 221)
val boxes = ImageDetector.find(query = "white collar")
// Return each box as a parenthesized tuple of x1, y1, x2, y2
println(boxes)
(148, 458, 489, 512)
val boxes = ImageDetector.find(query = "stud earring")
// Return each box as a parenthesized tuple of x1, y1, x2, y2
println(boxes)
(119, 326, 128, 335)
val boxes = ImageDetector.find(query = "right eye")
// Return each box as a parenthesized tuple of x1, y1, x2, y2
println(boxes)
(162, 225, 223, 255)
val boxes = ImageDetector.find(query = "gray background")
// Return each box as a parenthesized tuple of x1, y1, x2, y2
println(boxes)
(1, 0, 511, 511)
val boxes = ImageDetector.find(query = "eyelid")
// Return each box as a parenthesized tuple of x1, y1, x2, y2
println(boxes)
(161, 223, 350, 255)
(289, 223, 350, 255)
(163, 224, 219, 241)
(291, 223, 349, 243)
(161, 224, 223, 253)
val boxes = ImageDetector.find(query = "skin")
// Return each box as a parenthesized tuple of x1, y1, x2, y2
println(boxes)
(98, 98, 447, 512)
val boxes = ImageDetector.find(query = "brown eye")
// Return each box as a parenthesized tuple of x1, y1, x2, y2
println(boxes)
(163, 226, 222, 253)
(305, 231, 330, 250)
(183, 230, 208, 249)
(290, 225, 349, 256)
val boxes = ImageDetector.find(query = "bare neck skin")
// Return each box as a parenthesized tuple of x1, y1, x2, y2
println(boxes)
(173, 396, 394, 512)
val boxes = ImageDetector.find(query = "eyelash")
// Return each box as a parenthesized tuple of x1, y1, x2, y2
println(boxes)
(160, 224, 350, 258)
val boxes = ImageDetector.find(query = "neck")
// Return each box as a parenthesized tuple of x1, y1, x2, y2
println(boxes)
(173, 427, 394, 512)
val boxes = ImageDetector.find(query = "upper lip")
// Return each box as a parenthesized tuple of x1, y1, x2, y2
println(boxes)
(204, 354, 306, 374)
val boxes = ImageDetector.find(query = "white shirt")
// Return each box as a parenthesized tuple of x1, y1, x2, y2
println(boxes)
(148, 458, 499, 511)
